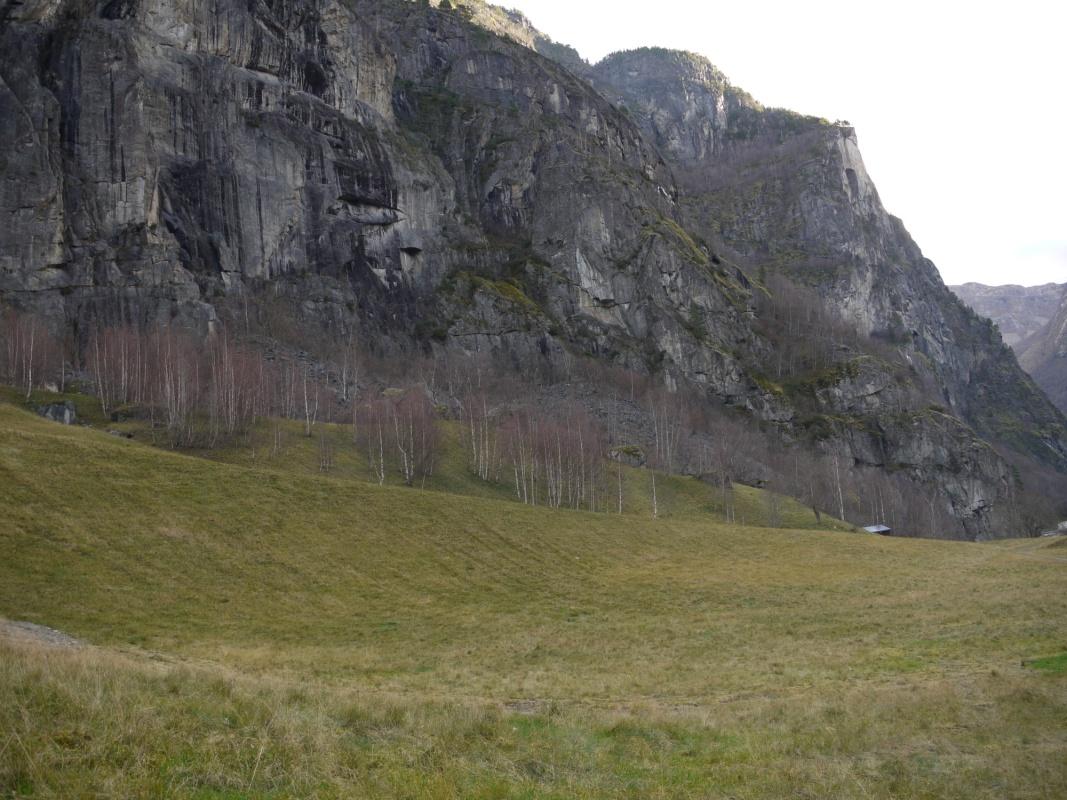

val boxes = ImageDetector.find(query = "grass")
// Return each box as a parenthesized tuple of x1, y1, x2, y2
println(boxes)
(1026, 652, 1067, 675)
(2, 401, 1067, 797)
(0, 386, 841, 529)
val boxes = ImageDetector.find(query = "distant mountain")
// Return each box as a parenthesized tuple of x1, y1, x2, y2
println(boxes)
(950, 283, 1065, 346)
(951, 283, 1067, 414)
(1018, 288, 1067, 414)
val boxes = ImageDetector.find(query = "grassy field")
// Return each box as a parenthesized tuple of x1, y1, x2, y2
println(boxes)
(1, 401, 1066, 798)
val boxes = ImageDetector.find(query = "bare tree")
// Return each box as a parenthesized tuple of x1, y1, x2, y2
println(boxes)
(2, 309, 61, 401)
(831, 452, 847, 524)
(649, 389, 685, 476)
(337, 334, 361, 405)
(390, 388, 440, 487)
(464, 389, 498, 482)
(501, 411, 538, 505)
(153, 326, 201, 447)
(649, 467, 658, 519)
(302, 364, 319, 437)
(499, 405, 606, 510)
(318, 431, 334, 473)
(356, 395, 390, 485)
(709, 417, 746, 523)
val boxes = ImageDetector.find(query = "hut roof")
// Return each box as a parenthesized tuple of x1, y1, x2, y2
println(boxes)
(862, 525, 892, 535)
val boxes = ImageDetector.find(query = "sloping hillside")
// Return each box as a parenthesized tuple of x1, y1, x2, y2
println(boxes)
(2, 403, 1066, 797)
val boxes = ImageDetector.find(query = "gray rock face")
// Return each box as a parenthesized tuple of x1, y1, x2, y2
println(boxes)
(1, 0, 428, 332)
(588, 47, 1067, 531)
(0, 0, 752, 388)
(951, 283, 1065, 347)
(0, 1, 1064, 536)
(457, 0, 591, 78)
(37, 400, 76, 425)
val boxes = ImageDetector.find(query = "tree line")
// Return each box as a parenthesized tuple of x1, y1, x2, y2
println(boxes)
(0, 305, 1054, 535)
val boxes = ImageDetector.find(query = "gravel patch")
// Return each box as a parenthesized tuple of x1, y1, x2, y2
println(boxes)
(0, 620, 83, 648)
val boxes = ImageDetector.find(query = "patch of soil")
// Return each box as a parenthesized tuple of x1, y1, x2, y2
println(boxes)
(0, 620, 83, 648)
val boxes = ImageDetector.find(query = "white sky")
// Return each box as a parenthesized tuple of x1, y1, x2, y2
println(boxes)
(503, 0, 1067, 287)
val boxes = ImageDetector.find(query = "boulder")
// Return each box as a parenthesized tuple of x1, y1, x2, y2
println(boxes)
(37, 401, 76, 426)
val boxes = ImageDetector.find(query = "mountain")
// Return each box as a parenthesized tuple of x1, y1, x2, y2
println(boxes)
(1, 0, 1065, 536)
(1018, 287, 1067, 414)
(950, 283, 1065, 347)
(951, 282, 1067, 415)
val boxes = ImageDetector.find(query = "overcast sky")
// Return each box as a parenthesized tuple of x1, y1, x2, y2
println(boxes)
(503, 0, 1066, 287)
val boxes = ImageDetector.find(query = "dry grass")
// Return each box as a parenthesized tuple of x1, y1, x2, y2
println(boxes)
(1, 402, 1066, 797)
(4, 636, 1066, 799)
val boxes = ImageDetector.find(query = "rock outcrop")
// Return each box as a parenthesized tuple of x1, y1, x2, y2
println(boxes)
(1, 0, 1065, 536)
(36, 400, 76, 425)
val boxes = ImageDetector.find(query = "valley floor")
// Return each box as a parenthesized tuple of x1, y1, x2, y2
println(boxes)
(1, 403, 1065, 798)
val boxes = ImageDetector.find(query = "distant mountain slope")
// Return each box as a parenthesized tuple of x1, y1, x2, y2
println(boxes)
(951, 282, 1067, 414)
(1018, 287, 1067, 414)
(950, 282, 1065, 346)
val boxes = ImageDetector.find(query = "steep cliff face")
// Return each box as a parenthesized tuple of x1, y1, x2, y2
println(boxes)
(0, 0, 762, 392)
(0, 0, 1064, 536)
(951, 283, 1065, 347)
(0, 0, 452, 334)
(590, 48, 1067, 515)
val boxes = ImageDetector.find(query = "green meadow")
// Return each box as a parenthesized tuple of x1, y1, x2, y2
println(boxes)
(1, 400, 1065, 798)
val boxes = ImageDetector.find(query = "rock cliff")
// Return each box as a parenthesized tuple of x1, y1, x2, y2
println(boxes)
(1, 0, 1064, 536)
(589, 47, 1067, 529)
